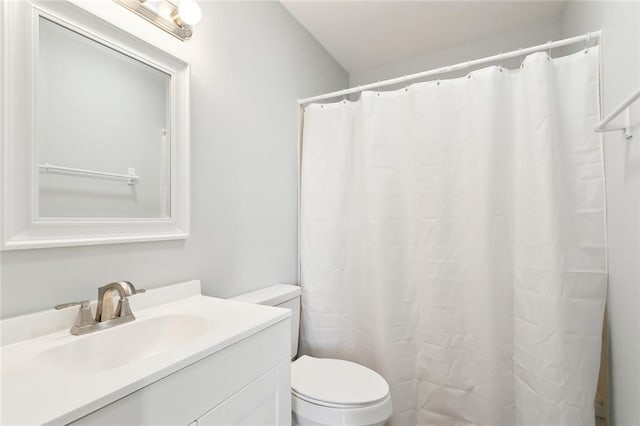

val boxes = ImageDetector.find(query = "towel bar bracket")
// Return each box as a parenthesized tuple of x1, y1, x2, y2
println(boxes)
(595, 87, 639, 141)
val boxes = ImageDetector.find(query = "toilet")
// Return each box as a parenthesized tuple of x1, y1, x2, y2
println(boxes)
(231, 285, 393, 426)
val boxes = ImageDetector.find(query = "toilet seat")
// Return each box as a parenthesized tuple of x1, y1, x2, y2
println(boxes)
(292, 356, 389, 406)
(291, 356, 393, 425)
(292, 389, 383, 409)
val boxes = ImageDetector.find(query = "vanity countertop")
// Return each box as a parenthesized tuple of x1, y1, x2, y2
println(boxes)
(0, 280, 290, 425)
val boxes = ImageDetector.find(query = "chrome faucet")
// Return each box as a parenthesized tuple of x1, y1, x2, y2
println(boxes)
(95, 281, 138, 322)
(55, 281, 145, 336)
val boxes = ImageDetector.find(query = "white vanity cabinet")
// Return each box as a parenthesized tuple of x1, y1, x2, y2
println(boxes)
(71, 320, 291, 426)
(1, 281, 291, 425)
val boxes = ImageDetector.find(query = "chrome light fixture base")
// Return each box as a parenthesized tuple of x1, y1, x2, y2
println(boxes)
(114, 0, 193, 41)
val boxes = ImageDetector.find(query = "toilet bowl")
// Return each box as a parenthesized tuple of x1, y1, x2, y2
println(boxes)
(291, 355, 392, 426)
(231, 285, 393, 426)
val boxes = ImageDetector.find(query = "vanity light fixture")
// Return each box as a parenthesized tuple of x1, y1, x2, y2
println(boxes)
(114, 0, 202, 41)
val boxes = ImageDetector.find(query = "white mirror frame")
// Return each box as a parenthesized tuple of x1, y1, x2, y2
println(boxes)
(1, 0, 190, 250)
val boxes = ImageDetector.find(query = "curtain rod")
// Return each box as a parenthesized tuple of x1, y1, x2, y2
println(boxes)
(298, 31, 602, 105)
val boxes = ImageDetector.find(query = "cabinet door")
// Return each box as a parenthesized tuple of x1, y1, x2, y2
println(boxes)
(198, 360, 290, 426)
(196, 405, 225, 426)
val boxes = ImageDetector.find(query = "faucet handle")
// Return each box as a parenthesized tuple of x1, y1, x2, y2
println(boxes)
(55, 300, 96, 334)
(114, 289, 145, 319)
(55, 300, 90, 310)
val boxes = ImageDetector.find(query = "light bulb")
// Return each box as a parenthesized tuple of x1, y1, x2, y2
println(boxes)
(157, 1, 174, 20)
(177, 0, 201, 26)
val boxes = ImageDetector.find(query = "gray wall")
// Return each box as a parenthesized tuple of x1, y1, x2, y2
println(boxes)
(560, 3, 640, 425)
(0, 1, 348, 317)
(349, 19, 561, 88)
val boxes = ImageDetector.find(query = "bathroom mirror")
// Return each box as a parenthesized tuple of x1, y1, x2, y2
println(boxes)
(37, 17, 172, 219)
(1, 0, 190, 249)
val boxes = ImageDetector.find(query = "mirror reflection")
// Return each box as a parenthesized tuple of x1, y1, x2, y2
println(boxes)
(36, 17, 171, 218)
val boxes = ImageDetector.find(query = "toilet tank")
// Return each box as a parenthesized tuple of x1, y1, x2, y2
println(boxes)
(230, 285, 301, 359)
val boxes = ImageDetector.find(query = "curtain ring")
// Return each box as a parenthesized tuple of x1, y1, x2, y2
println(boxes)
(404, 75, 409, 92)
(467, 60, 472, 79)
(436, 68, 442, 85)
(498, 52, 503, 72)
(342, 89, 347, 104)
(584, 32, 591, 53)
(546, 41, 552, 61)
(519, 48, 524, 68)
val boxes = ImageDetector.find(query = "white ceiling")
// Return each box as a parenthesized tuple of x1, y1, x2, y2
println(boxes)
(281, 1, 566, 74)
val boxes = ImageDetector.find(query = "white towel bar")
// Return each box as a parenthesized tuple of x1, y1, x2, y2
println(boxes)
(38, 164, 139, 185)
(595, 87, 640, 140)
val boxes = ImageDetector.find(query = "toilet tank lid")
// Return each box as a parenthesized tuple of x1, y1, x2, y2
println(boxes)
(230, 284, 301, 306)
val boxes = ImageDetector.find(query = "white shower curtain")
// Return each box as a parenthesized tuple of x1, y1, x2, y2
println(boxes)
(300, 48, 607, 426)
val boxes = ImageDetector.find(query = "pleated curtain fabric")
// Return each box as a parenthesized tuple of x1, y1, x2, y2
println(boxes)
(299, 48, 607, 425)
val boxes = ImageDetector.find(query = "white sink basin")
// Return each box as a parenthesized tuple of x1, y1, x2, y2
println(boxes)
(35, 314, 210, 371)
(0, 280, 291, 425)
